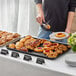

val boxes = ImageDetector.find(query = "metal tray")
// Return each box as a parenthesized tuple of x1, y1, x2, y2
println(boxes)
(6, 37, 71, 60)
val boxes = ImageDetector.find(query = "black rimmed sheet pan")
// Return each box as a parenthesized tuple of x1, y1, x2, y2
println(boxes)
(6, 37, 71, 60)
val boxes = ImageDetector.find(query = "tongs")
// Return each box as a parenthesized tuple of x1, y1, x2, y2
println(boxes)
(42, 22, 51, 30)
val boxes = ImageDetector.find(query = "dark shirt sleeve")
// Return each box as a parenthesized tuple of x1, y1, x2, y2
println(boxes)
(34, 0, 42, 4)
(69, 0, 76, 12)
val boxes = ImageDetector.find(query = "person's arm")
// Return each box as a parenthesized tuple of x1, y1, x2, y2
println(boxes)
(65, 0, 76, 33)
(34, 0, 45, 25)
(65, 12, 75, 33)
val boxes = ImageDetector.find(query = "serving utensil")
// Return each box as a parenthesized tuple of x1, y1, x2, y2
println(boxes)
(42, 22, 51, 30)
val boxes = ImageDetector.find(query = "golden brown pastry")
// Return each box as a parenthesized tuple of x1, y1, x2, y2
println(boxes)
(33, 39, 41, 47)
(43, 41, 52, 47)
(67, 45, 71, 48)
(40, 39, 47, 44)
(58, 44, 68, 52)
(51, 43, 59, 48)
(24, 38, 36, 50)
(20, 47, 28, 52)
(0, 38, 6, 45)
(12, 33, 20, 38)
(43, 47, 53, 50)
(0, 31, 20, 46)
(50, 46, 55, 50)
(34, 47, 43, 52)
(55, 48, 63, 54)
(46, 51, 58, 58)
(20, 38, 26, 43)
(55, 33, 66, 38)
(9, 43, 15, 49)
(24, 35, 32, 40)
(6, 35, 13, 42)
(43, 50, 52, 55)
(15, 42, 24, 50)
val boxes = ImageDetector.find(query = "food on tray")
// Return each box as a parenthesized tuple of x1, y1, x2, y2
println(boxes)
(55, 48, 63, 54)
(24, 38, 36, 50)
(0, 30, 20, 46)
(58, 44, 68, 52)
(67, 45, 71, 48)
(9, 43, 16, 49)
(16, 42, 24, 50)
(20, 38, 26, 43)
(34, 47, 43, 52)
(24, 35, 32, 40)
(8, 35, 71, 59)
(0, 38, 6, 45)
(6, 35, 13, 42)
(20, 47, 28, 52)
(55, 33, 66, 38)
(46, 51, 58, 58)
(40, 39, 46, 44)
(12, 33, 20, 38)
(33, 39, 41, 47)
(43, 47, 53, 50)
(51, 43, 59, 48)
(43, 41, 52, 47)
(43, 50, 52, 55)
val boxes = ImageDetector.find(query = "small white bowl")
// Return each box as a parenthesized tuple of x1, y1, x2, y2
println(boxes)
(65, 54, 76, 67)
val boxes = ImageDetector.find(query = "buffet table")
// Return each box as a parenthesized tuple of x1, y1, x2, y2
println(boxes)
(0, 46, 76, 76)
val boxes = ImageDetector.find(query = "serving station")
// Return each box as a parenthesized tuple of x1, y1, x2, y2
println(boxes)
(0, 31, 76, 76)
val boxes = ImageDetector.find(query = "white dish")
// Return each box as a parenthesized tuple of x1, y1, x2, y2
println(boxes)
(65, 54, 76, 67)
(49, 32, 69, 40)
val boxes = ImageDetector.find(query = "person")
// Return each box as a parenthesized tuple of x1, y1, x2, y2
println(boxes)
(34, 0, 76, 43)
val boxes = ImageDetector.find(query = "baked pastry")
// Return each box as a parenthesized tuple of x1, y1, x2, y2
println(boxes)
(9, 43, 15, 49)
(46, 51, 58, 58)
(50, 46, 55, 50)
(33, 39, 41, 47)
(67, 45, 71, 48)
(20, 38, 26, 43)
(46, 24, 51, 29)
(12, 33, 20, 38)
(2, 32, 8, 36)
(24, 38, 36, 50)
(40, 39, 47, 44)
(43, 50, 53, 55)
(51, 43, 59, 48)
(43, 41, 52, 47)
(15, 42, 24, 50)
(0, 31, 20, 46)
(55, 33, 66, 38)
(24, 35, 32, 40)
(6, 35, 13, 42)
(43, 47, 53, 50)
(58, 44, 68, 52)
(55, 48, 63, 54)
(20, 47, 28, 52)
(34, 47, 43, 52)
(0, 38, 6, 45)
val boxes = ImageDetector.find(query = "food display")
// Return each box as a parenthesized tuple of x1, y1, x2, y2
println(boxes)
(7, 35, 71, 59)
(0, 30, 20, 46)
(49, 32, 69, 40)
(34, 47, 44, 52)
(55, 33, 66, 38)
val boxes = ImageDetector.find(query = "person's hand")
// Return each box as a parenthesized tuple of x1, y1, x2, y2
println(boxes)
(65, 28, 71, 34)
(36, 10, 45, 25)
